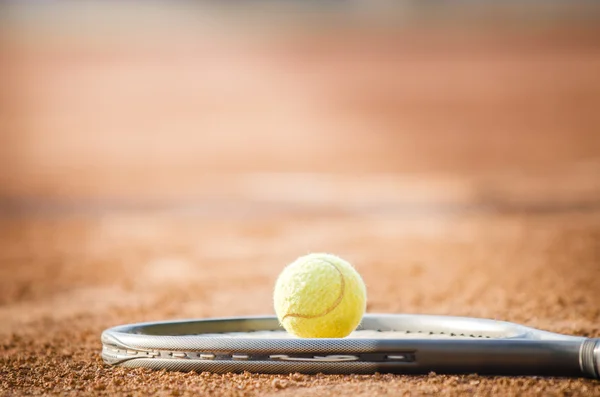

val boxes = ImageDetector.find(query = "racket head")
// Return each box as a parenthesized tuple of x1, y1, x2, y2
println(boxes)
(101, 314, 588, 374)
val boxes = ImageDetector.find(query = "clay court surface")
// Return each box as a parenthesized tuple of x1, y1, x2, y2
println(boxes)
(1, 5, 600, 396)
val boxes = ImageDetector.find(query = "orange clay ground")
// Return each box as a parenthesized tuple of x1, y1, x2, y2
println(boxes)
(1, 7, 600, 396)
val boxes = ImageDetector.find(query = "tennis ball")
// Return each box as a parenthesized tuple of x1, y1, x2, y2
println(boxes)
(273, 253, 367, 338)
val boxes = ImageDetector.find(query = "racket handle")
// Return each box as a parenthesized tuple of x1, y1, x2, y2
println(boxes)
(580, 338, 600, 379)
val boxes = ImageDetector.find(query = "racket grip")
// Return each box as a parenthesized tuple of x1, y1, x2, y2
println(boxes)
(580, 338, 600, 378)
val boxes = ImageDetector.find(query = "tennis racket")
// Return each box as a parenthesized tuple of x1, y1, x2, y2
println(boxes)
(101, 314, 599, 378)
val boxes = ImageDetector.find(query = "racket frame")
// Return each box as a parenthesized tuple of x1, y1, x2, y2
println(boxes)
(101, 314, 600, 378)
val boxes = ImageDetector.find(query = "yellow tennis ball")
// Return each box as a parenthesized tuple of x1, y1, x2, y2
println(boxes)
(273, 253, 367, 338)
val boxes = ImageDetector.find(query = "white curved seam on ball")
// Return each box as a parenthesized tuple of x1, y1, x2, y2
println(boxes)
(281, 259, 346, 321)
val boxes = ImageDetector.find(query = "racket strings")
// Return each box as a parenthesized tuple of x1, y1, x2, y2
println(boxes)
(196, 329, 495, 339)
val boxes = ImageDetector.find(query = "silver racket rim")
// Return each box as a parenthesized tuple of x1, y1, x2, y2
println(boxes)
(101, 314, 600, 377)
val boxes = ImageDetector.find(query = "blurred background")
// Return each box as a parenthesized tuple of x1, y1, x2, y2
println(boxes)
(2, 1, 599, 212)
(1, 1, 600, 327)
